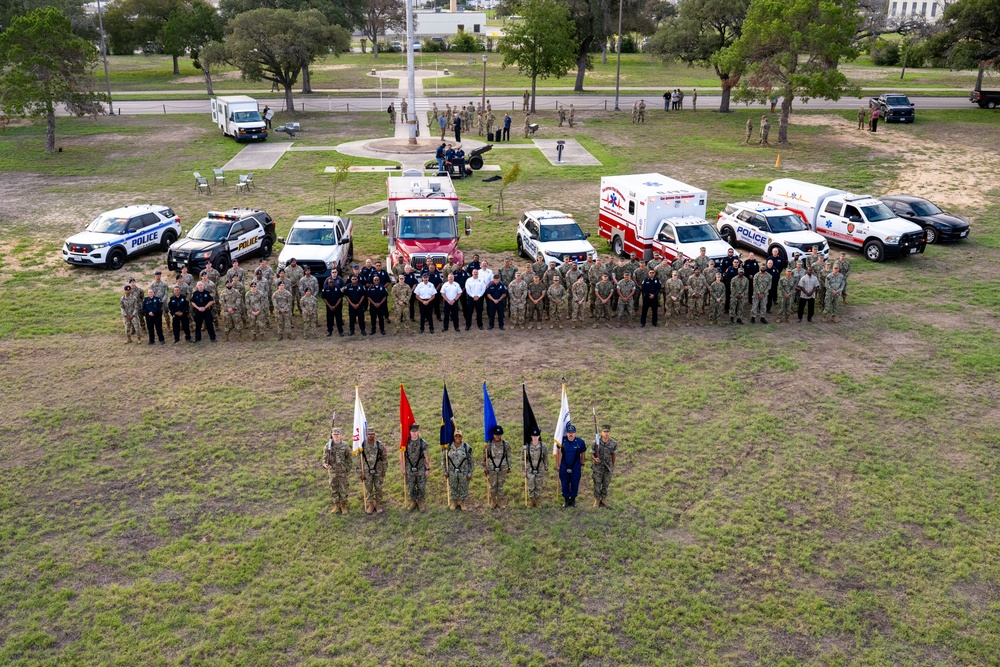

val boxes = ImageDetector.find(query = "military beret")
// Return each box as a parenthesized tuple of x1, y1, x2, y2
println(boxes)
(530, 426, 541, 437)
(289, 258, 297, 262)
(129, 278, 136, 283)
(566, 424, 576, 433)
(277, 280, 284, 286)
(491, 425, 504, 435)
(250, 281, 257, 287)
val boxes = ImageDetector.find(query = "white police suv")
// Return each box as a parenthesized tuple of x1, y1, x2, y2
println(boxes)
(717, 201, 828, 264)
(62, 205, 181, 270)
(516, 210, 597, 267)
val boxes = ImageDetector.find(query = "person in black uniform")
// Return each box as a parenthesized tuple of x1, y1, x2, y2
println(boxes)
(765, 258, 782, 313)
(556, 424, 586, 507)
(359, 260, 376, 286)
(344, 274, 368, 336)
(190, 280, 216, 342)
(143, 290, 165, 344)
(743, 254, 759, 280)
(722, 258, 741, 312)
(466, 253, 481, 273)
(400, 265, 419, 322)
(485, 274, 508, 330)
(367, 275, 388, 335)
(322, 271, 345, 336)
(452, 262, 470, 310)
(426, 263, 444, 320)
(168, 285, 191, 343)
(371, 261, 391, 289)
(720, 247, 737, 273)
(640, 269, 661, 327)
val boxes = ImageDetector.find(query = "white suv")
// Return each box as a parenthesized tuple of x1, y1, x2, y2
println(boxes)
(717, 201, 828, 264)
(63, 205, 181, 270)
(517, 210, 596, 267)
(277, 215, 354, 282)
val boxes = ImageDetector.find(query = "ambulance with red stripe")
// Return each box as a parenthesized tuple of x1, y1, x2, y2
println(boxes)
(762, 179, 926, 262)
(599, 173, 733, 264)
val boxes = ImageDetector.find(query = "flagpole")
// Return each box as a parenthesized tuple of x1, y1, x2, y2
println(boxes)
(355, 390, 369, 511)
(523, 448, 528, 507)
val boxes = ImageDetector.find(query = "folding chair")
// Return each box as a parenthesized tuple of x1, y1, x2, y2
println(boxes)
(193, 172, 211, 195)
(213, 169, 226, 186)
(236, 175, 250, 193)
(244, 172, 255, 189)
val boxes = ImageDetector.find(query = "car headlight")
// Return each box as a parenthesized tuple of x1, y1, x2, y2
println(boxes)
(194, 251, 212, 259)
(326, 260, 337, 270)
(885, 236, 899, 243)
(91, 243, 108, 250)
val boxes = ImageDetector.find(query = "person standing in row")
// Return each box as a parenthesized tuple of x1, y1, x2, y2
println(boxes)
(143, 287, 165, 345)
(344, 274, 367, 336)
(272, 281, 293, 340)
(445, 430, 474, 511)
(797, 266, 819, 322)
(751, 267, 770, 324)
(464, 269, 486, 330)
(120, 285, 140, 343)
(640, 269, 661, 327)
(775, 268, 796, 323)
(191, 280, 216, 342)
(322, 427, 352, 515)
(413, 274, 438, 334)
(485, 274, 507, 330)
(300, 287, 318, 338)
(557, 424, 586, 507)
(245, 282, 267, 340)
(358, 427, 387, 514)
(401, 424, 431, 512)
(482, 425, 511, 510)
(453, 113, 462, 142)
(367, 275, 388, 335)
(169, 285, 191, 343)
(591, 425, 617, 508)
(523, 427, 548, 508)
(323, 272, 345, 337)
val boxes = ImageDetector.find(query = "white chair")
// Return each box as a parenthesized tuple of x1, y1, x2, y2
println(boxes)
(193, 172, 211, 195)
(213, 169, 226, 186)
(236, 175, 250, 193)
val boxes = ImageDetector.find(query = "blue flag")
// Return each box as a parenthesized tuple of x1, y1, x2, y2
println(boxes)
(483, 381, 497, 443)
(440, 383, 455, 449)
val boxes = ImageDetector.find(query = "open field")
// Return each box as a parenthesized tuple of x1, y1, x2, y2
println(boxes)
(1, 106, 999, 665)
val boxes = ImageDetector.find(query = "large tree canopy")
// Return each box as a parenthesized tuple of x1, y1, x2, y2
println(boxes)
(565, 0, 646, 92)
(0, 6, 100, 153)
(930, 0, 1000, 88)
(499, 0, 577, 112)
(360, 0, 406, 59)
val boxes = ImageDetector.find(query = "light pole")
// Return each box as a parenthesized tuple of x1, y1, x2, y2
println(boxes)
(480, 53, 487, 119)
(95, 0, 114, 115)
(613, 0, 623, 112)
(405, 0, 417, 144)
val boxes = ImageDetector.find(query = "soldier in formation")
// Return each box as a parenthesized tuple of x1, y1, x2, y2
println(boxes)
(401, 424, 431, 512)
(445, 430, 474, 511)
(482, 425, 511, 509)
(272, 281, 293, 339)
(358, 427, 387, 514)
(591, 425, 617, 508)
(523, 427, 548, 508)
(322, 427, 352, 514)
(120, 285, 140, 343)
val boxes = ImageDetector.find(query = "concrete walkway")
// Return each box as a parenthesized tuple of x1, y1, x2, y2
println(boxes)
(532, 139, 602, 166)
(221, 141, 293, 171)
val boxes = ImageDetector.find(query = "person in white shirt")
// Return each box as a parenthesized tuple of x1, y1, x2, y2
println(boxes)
(796, 267, 819, 323)
(463, 268, 487, 330)
(479, 260, 494, 285)
(439, 273, 463, 332)
(413, 274, 439, 333)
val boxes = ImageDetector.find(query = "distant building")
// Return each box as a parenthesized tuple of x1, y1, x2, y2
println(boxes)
(886, 0, 953, 22)
(386, 9, 490, 39)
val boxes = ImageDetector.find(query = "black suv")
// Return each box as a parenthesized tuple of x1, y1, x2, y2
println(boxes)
(167, 208, 276, 274)
(870, 93, 915, 123)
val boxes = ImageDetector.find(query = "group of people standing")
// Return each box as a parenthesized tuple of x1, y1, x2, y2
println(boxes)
(745, 115, 772, 145)
(427, 100, 510, 143)
(322, 422, 618, 515)
(663, 89, 695, 111)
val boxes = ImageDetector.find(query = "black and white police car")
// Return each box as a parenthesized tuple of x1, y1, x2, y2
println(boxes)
(717, 201, 828, 264)
(167, 208, 276, 274)
(516, 210, 597, 267)
(62, 205, 181, 270)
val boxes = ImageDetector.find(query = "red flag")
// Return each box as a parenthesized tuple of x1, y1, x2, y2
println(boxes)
(399, 383, 415, 451)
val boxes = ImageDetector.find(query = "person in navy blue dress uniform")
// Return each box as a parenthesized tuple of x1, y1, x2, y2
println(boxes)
(557, 424, 587, 507)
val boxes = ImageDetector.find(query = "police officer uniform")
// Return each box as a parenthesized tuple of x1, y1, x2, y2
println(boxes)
(344, 275, 368, 336)
(367, 279, 388, 335)
(557, 424, 586, 507)
(485, 277, 508, 330)
(322, 274, 345, 336)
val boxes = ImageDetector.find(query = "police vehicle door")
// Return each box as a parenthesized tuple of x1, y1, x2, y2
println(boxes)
(522, 217, 539, 258)
(735, 210, 765, 253)
(656, 222, 678, 261)
(127, 212, 162, 254)
(231, 218, 263, 260)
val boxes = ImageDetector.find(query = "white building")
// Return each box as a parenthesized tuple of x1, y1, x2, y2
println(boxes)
(387, 9, 490, 38)
(886, 0, 953, 22)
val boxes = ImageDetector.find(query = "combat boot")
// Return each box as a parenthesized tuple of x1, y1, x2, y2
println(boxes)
(593, 498, 600, 508)
(831, 316, 839, 323)
(600, 497, 610, 508)
(417, 500, 427, 512)
(329, 504, 338, 514)
(376, 503, 385, 514)
(126, 336, 133, 344)
(821, 316, 828, 323)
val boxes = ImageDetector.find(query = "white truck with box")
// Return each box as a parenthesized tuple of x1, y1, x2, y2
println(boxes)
(599, 173, 709, 259)
(762, 178, 926, 262)
(382, 172, 472, 271)
(211, 95, 268, 142)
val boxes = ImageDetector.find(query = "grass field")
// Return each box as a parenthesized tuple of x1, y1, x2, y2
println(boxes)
(1, 106, 999, 666)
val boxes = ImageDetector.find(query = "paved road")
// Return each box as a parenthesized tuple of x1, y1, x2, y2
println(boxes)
(92, 94, 975, 116)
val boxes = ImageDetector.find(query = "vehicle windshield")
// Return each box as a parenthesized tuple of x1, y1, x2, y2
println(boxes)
(861, 204, 897, 222)
(676, 224, 722, 244)
(86, 214, 128, 234)
(539, 222, 586, 243)
(233, 111, 262, 123)
(287, 227, 337, 245)
(885, 96, 909, 106)
(767, 214, 806, 233)
(187, 220, 231, 242)
(397, 215, 456, 240)
(910, 200, 942, 216)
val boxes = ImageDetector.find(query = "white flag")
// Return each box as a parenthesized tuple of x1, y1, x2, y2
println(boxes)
(552, 384, 570, 456)
(352, 387, 367, 454)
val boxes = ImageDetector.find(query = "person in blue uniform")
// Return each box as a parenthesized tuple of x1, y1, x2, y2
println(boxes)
(190, 280, 216, 342)
(344, 274, 367, 336)
(485, 274, 507, 330)
(168, 285, 191, 343)
(466, 253, 481, 273)
(640, 269, 661, 327)
(556, 424, 586, 507)
(371, 260, 391, 289)
(143, 290, 165, 345)
(322, 270, 345, 336)
(367, 275, 388, 335)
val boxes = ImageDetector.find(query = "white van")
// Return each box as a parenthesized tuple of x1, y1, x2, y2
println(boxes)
(211, 95, 268, 142)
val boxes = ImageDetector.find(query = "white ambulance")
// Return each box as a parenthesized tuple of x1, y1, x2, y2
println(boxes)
(599, 173, 708, 259)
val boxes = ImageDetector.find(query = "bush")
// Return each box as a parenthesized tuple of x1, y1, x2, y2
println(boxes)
(620, 35, 639, 54)
(422, 38, 444, 52)
(450, 31, 481, 53)
(871, 39, 900, 67)
(902, 42, 929, 69)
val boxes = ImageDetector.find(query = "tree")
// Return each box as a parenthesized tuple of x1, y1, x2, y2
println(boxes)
(715, 0, 860, 144)
(0, 7, 100, 153)
(498, 161, 520, 215)
(218, 0, 365, 29)
(499, 0, 577, 112)
(648, 0, 749, 112)
(360, 0, 405, 59)
(225, 8, 349, 112)
(932, 0, 1000, 89)
(161, 1, 223, 78)
(195, 40, 226, 95)
(330, 160, 349, 211)
(104, 0, 186, 72)
(565, 0, 645, 92)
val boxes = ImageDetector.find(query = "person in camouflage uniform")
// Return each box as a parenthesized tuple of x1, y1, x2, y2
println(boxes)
(322, 427, 352, 514)
(526, 275, 546, 329)
(482, 425, 512, 510)
(776, 268, 796, 323)
(588, 257, 604, 316)
(299, 267, 319, 320)
(127, 279, 146, 334)
(655, 260, 673, 309)
(835, 252, 851, 302)
(709, 273, 726, 324)
(173, 274, 192, 301)
(570, 274, 589, 327)
(729, 267, 749, 323)
(531, 256, 547, 282)
(616, 271, 636, 327)
(284, 258, 304, 315)
(813, 257, 828, 315)
(401, 424, 432, 512)
(686, 267, 707, 326)
(790, 260, 806, 311)
(823, 265, 846, 322)
(508, 272, 528, 329)
(499, 257, 517, 314)
(225, 260, 246, 288)
(199, 270, 219, 319)
(245, 281, 268, 340)
(591, 425, 618, 508)
(751, 268, 771, 324)
(272, 281, 294, 340)
(149, 272, 170, 329)
(678, 260, 694, 310)
(542, 261, 560, 318)
(120, 285, 140, 343)
(522, 427, 548, 508)
(358, 427, 388, 514)
(665, 271, 685, 325)
(594, 273, 614, 328)
(444, 430, 474, 511)
(391, 279, 413, 333)
(220, 281, 243, 341)
(300, 287, 318, 337)
(547, 275, 568, 328)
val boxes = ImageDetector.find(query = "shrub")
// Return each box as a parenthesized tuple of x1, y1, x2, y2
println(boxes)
(450, 31, 481, 53)
(871, 39, 900, 67)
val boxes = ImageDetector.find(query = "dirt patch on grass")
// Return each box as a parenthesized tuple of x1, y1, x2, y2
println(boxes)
(170, 70, 242, 85)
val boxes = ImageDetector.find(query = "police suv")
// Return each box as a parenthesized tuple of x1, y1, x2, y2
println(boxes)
(717, 201, 829, 264)
(62, 205, 181, 270)
(516, 210, 597, 267)
(167, 208, 276, 274)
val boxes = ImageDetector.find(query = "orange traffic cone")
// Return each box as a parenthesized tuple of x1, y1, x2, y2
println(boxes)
(774, 154, 782, 168)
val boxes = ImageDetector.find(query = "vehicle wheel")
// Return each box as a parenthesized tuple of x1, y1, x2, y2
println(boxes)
(347, 241, 354, 263)
(612, 235, 624, 257)
(988, 101, 997, 110)
(160, 230, 177, 252)
(924, 226, 938, 244)
(214, 254, 230, 273)
(469, 155, 484, 170)
(863, 239, 885, 262)
(721, 226, 736, 246)
(261, 238, 273, 258)
(106, 248, 126, 271)
(769, 245, 788, 264)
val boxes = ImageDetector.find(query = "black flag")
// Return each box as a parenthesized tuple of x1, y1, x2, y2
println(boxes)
(522, 383, 539, 447)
